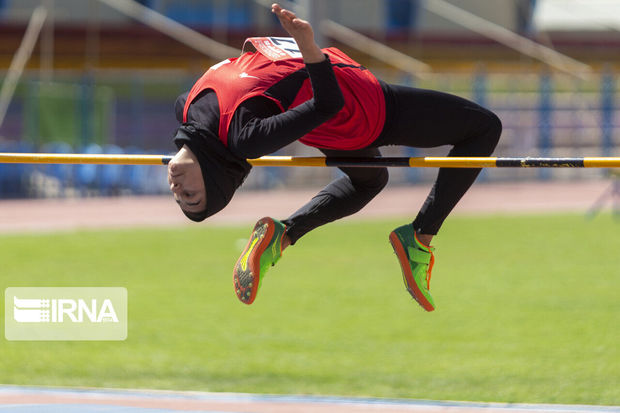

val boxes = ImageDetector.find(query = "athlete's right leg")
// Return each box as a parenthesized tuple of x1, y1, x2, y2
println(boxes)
(282, 147, 389, 245)
(233, 216, 287, 304)
(233, 147, 388, 305)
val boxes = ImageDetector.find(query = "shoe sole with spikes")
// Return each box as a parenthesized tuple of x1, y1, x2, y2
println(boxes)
(233, 217, 284, 305)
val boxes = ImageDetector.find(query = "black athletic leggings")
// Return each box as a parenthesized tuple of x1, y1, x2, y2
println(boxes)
(282, 83, 502, 244)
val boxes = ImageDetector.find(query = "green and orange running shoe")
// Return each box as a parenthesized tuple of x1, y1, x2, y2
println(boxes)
(233, 217, 286, 305)
(389, 224, 436, 312)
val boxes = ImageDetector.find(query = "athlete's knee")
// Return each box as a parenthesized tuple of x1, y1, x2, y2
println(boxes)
(352, 167, 389, 194)
(374, 167, 389, 191)
(472, 107, 502, 153)
(487, 110, 503, 143)
(368, 167, 389, 194)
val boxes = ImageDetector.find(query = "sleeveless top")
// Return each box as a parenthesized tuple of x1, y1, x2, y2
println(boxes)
(182, 37, 385, 151)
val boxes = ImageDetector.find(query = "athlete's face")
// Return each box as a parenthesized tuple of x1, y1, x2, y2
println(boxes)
(168, 145, 206, 214)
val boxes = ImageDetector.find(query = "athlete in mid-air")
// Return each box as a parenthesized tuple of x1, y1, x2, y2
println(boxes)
(167, 3, 502, 311)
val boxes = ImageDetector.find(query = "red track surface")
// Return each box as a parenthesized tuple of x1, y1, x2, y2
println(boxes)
(0, 181, 612, 234)
(0, 386, 617, 413)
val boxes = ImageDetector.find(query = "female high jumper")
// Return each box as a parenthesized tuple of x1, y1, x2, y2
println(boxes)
(167, 3, 502, 311)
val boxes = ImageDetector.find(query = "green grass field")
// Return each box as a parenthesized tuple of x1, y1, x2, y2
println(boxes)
(0, 213, 618, 405)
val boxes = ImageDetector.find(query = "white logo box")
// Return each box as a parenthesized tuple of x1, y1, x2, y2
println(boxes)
(5, 287, 127, 341)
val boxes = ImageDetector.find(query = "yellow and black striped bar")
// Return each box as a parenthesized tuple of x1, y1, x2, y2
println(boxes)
(251, 156, 620, 168)
(0, 153, 173, 166)
(0, 153, 619, 168)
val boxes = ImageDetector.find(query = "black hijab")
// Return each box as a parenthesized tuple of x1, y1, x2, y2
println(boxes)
(173, 122, 252, 221)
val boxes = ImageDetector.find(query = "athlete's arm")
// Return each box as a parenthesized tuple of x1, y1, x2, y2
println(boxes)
(228, 58, 344, 158)
(177, 59, 345, 159)
(227, 4, 345, 158)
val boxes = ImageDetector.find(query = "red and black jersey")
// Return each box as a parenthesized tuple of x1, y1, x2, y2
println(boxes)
(182, 37, 385, 151)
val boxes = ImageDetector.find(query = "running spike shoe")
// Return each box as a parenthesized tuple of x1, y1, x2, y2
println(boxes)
(233, 217, 286, 305)
(389, 224, 436, 312)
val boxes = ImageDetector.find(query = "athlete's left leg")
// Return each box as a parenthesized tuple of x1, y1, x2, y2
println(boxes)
(376, 84, 503, 236)
(376, 84, 502, 311)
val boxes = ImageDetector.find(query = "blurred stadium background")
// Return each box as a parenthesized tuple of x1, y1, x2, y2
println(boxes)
(0, 0, 618, 199)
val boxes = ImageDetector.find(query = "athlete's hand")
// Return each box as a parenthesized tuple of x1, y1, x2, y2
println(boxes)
(271, 3, 313, 45)
(271, 3, 325, 63)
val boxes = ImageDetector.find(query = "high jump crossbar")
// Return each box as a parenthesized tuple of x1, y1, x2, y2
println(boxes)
(0, 153, 619, 168)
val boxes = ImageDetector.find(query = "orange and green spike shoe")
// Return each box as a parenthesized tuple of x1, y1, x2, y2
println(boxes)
(389, 224, 436, 312)
(233, 217, 286, 305)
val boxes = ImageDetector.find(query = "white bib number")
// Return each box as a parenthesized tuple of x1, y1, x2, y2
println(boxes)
(243, 37, 303, 61)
